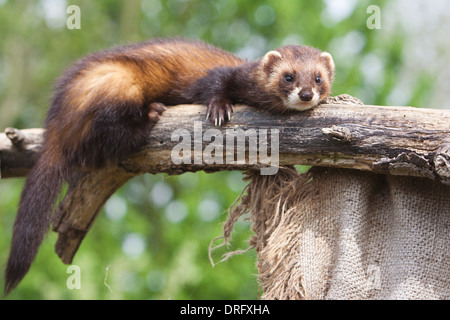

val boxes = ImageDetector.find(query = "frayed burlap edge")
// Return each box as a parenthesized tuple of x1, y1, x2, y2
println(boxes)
(209, 166, 315, 300)
(209, 165, 450, 300)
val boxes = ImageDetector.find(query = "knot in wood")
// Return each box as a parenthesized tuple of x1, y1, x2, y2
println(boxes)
(5, 127, 25, 147)
(433, 139, 450, 185)
(322, 125, 353, 143)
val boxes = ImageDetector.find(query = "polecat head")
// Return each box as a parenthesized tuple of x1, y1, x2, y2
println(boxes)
(258, 45, 334, 111)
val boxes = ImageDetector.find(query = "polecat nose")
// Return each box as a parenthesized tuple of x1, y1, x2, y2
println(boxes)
(299, 90, 313, 101)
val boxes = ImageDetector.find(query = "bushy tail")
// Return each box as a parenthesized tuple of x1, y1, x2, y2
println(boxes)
(4, 151, 63, 295)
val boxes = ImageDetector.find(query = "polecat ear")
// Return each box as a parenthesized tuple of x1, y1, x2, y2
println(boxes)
(262, 50, 282, 75)
(320, 52, 335, 80)
(320, 52, 335, 72)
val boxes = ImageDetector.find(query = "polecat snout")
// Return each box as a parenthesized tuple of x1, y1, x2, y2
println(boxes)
(4, 38, 334, 295)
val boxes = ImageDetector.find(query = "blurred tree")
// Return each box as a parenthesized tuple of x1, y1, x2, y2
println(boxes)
(0, 0, 447, 299)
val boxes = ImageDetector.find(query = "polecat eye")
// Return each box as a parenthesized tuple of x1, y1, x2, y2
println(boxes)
(284, 74, 294, 82)
(315, 75, 322, 84)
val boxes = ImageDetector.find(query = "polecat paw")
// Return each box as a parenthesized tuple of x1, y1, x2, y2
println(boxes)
(206, 99, 234, 126)
(148, 102, 167, 124)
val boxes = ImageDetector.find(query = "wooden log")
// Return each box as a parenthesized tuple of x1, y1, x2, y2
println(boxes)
(120, 102, 450, 184)
(51, 167, 134, 263)
(1, 99, 450, 263)
(0, 127, 43, 178)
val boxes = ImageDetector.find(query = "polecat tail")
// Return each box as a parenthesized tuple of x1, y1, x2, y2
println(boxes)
(4, 150, 63, 295)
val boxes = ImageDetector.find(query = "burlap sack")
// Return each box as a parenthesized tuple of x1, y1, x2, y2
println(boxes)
(218, 166, 450, 300)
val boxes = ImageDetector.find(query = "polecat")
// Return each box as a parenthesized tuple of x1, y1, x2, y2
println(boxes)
(186, 44, 335, 125)
(4, 38, 334, 295)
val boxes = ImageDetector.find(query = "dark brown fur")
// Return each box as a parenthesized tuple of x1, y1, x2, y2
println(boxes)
(4, 38, 334, 294)
(4, 38, 244, 295)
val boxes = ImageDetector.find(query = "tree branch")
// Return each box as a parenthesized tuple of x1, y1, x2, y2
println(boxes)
(0, 127, 43, 178)
(1, 100, 450, 263)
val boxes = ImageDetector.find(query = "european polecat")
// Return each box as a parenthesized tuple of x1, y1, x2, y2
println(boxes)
(186, 44, 334, 125)
(4, 38, 334, 294)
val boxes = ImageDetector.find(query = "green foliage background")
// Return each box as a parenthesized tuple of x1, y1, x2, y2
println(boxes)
(0, 0, 447, 299)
